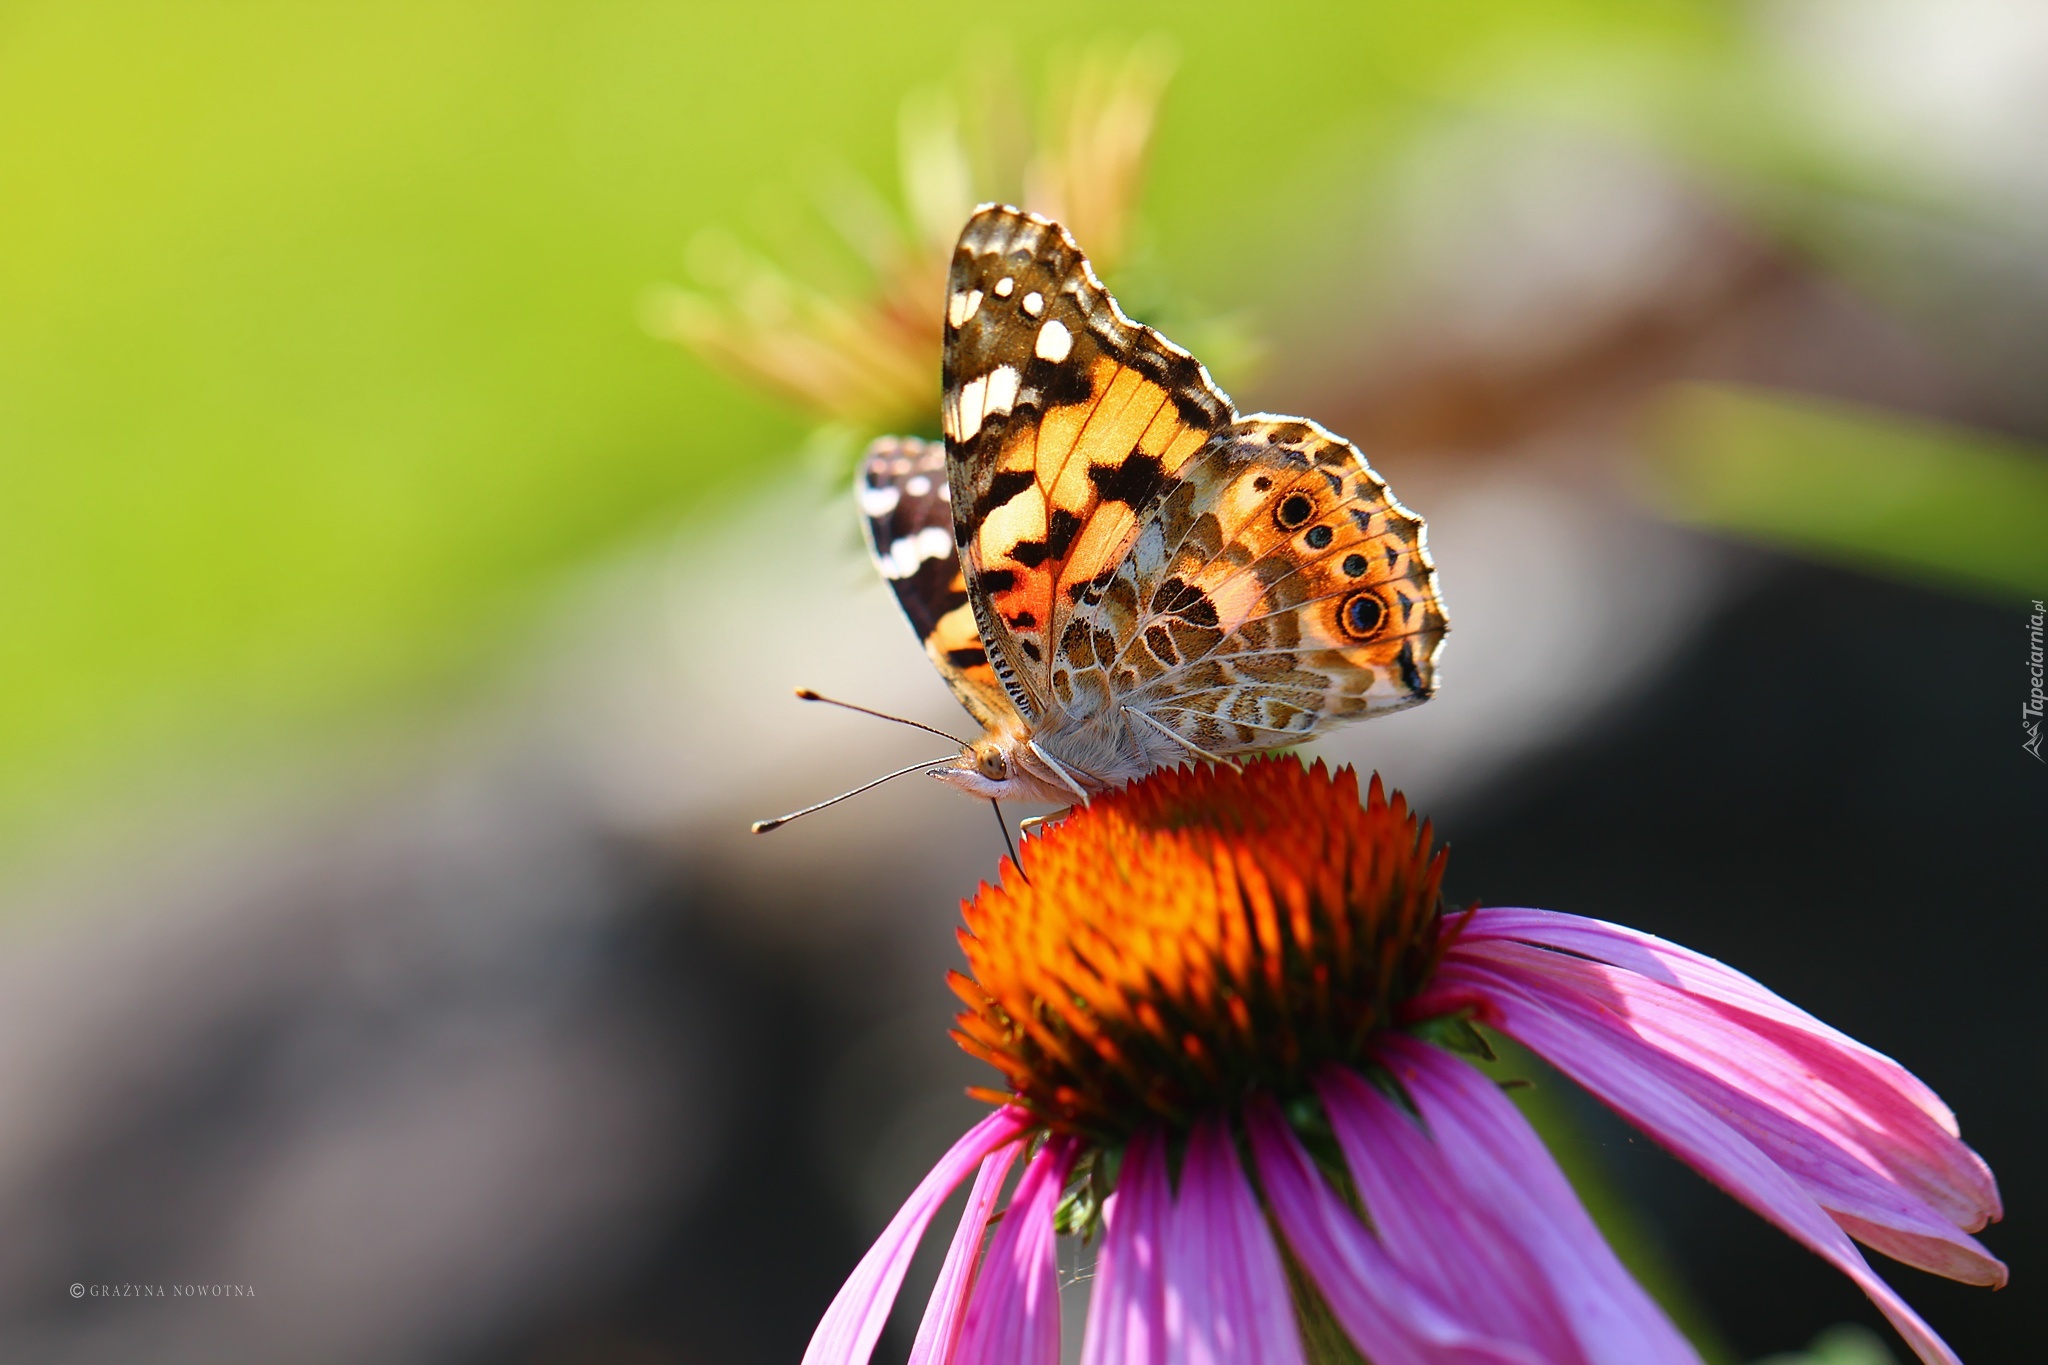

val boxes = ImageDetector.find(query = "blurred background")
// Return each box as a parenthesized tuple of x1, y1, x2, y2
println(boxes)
(2, 2, 2043, 1362)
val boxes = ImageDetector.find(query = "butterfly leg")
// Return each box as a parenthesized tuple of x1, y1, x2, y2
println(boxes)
(1018, 807, 1074, 835)
(1026, 740, 1095, 805)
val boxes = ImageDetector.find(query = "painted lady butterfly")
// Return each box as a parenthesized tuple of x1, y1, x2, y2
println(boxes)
(859, 204, 1448, 808)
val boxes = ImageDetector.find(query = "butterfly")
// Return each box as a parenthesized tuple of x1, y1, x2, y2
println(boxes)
(856, 204, 1447, 810)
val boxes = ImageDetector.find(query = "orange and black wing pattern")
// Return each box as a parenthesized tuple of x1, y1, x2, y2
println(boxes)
(933, 204, 1448, 770)
(941, 205, 1233, 722)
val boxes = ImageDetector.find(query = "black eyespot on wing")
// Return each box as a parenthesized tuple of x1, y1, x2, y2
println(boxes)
(1276, 493, 1315, 531)
(1252, 475, 1272, 492)
(1340, 592, 1386, 640)
(978, 567, 1017, 594)
(1342, 553, 1368, 577)
(1305, 525, 1333, 550)
(946, 646, 989, 669)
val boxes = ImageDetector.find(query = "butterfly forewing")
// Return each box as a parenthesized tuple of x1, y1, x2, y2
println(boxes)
(858, 435, 1019, 730)
(942, 207, 1233, 722)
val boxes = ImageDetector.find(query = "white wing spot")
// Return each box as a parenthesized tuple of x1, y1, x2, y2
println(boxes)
(948, 288, 983, 329)
(858, 482, 900, 518)
(905, 474, 931, 497)
(1034, 319, 1072, 363)
(947, 364, 1020, 442)
(1022, 291, 1044, 317)
(882, 526, 955, 579)
(983, 365, 1021, 420)
(994, 276, 1015, 297)
(947, 376, 983, 441)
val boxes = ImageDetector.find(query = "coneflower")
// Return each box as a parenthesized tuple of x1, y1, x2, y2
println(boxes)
(807, 760, 2002, 1365)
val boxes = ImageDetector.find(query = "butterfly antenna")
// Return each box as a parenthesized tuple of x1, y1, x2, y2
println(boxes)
(990, 800, 1028, 884)
(752, 755, 958, 833)
(794, 688, 969, 746)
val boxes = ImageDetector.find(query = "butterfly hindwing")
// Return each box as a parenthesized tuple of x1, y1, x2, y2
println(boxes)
(858, 435, 1018, 729)
(1070, 418, 1447, 757)
(943, 206, 1233, 722)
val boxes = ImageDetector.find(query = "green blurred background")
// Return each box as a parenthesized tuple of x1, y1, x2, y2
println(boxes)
(10, 0, 2037, 874)
(3, 3, 2041, 1362)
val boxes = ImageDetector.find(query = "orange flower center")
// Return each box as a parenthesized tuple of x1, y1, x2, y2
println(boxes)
(950, 760, 1450, 1142)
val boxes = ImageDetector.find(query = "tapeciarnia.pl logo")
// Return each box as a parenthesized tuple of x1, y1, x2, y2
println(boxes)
(2026, 599, 2045, 762)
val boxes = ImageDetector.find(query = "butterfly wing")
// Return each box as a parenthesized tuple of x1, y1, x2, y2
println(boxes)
(940, 204, 1447, 772)
(942, 206, 1233, 722)
(1073, 417, 1448, 758)
(858, 435, 1019, 730)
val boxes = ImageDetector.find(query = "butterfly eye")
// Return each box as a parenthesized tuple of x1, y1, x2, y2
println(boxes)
(1274, 492, 1315, 531)
(977, 749, 1009, 780)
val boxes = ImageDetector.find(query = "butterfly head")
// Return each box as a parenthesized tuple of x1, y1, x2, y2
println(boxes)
(927, 733, 1084, 805)
(926, 735, 1021, 799)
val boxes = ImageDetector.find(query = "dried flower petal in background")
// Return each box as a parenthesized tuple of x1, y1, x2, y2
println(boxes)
(646, 39, 1177, 435)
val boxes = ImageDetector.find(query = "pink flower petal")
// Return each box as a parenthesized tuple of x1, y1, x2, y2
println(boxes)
(1381, 1035, 1703, 1365)
(910, 1139, 1024, 1365)
(1081, 1128, 1170, 1365)
(1313, 1067, 1585, 1361)
(804, 1106, 1031, 1365)
(1245, 1093, 1546, 1365)
(1446, 915, 1999, 1231)
(1164, 1114, 1306, 1365)
(955, 1133, 1078, 1365)
(1449, 908, 1999, 1224)
(1441, 945, 2006, 1286)
(1450, 965, 1967, 1365)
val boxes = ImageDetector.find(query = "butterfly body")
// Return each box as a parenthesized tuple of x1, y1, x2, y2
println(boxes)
(860, 206, 1447, 806)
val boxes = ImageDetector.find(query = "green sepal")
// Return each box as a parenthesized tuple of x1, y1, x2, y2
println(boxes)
(1407, 1012, 1495, 1062)
(1053, 1144, 1121, 1242)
